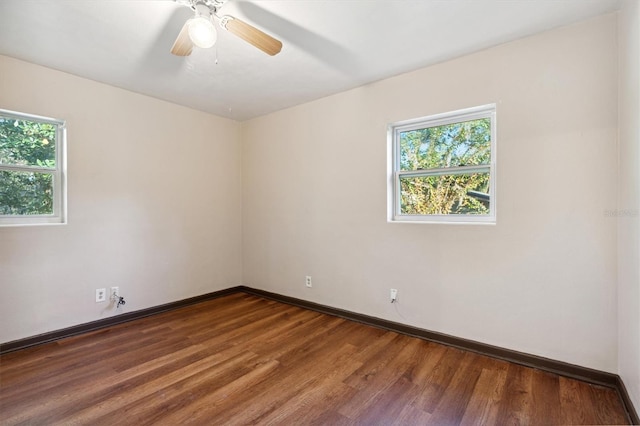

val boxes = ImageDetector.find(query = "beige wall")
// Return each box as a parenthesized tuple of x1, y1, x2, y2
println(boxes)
(243, 14, 620, 372)
(618, 0, 640, 410)
(0, 55, 243, 343)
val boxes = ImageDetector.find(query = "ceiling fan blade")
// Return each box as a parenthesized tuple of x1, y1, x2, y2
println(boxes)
(171, 20, 194, 56)
(220, 16, 282, 56)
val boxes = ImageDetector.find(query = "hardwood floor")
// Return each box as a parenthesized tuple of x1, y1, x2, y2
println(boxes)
(0, 293, 630, 425)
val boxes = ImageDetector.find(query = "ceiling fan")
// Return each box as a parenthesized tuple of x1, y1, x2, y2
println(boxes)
(171, 0, 282, 57)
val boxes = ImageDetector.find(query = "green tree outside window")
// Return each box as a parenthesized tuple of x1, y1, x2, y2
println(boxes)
(0, 116, 58, 216)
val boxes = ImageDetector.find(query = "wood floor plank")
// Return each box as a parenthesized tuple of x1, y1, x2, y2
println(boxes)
(404, 340, 448, 385)
(339, 336, 423, 419)
(210, 341, 363, 423)
(352, 375, 421, 425)
(229, 352, 359, 425)
(495, 362, 534, 425)
(0, 294, 630, 425)
(149, 358, 281, 425)
(426, 352, 489, 425)
(459, 367, 509, 426)
(6, 342, 211, 423)
(410, 346, 467, 413)
(591, 385, 632, 425)
(72, 351, 258, 425)
(394, 404, 433, 425)
(530, 369, 561, 424)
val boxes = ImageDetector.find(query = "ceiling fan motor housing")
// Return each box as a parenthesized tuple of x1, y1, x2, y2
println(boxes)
(177, 0, 228, 14)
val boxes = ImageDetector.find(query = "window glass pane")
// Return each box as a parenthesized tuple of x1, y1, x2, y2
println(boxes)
(400, 172, 490, 215)
(0, 117, 56, 168)
(0, 170, 54, 215)
(399, 118, 491, 171)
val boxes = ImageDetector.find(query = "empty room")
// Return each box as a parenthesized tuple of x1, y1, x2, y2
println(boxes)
(0, 0, 639, 424)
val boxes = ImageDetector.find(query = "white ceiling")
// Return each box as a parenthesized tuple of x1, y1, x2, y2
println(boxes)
(0, 0, 622, 121)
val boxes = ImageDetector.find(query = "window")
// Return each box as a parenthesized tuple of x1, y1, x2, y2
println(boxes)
(388, 104, 496, 224)
(0, 109, 67, 226)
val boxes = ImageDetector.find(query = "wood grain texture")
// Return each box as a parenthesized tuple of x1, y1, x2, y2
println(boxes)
(170, 21, 193, 56)
(0, 293, 630, 425)
(223, 17, 282, 56)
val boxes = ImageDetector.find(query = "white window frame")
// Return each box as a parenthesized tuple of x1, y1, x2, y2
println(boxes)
(0, 109, 67, 226)
(387, 104, 496, 224)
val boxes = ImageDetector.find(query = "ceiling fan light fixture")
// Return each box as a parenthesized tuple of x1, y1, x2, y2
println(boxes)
(187, 16, 217, 48)
(170, 0, 282, 57)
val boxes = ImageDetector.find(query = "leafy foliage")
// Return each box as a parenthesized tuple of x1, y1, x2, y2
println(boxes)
(399, 118, 491, 215)
(0, 118, 57, 215)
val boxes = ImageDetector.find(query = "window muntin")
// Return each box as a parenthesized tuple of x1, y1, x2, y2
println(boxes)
(0, 109, 66, 226)
(389, 104, 496, 223)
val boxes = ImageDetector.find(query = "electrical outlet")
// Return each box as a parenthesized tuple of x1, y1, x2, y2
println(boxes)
(305, 276, 312, 288)
(111, 287, 119, 301)
(96, 288, 106, 303)
(390, 288, 398, 303)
